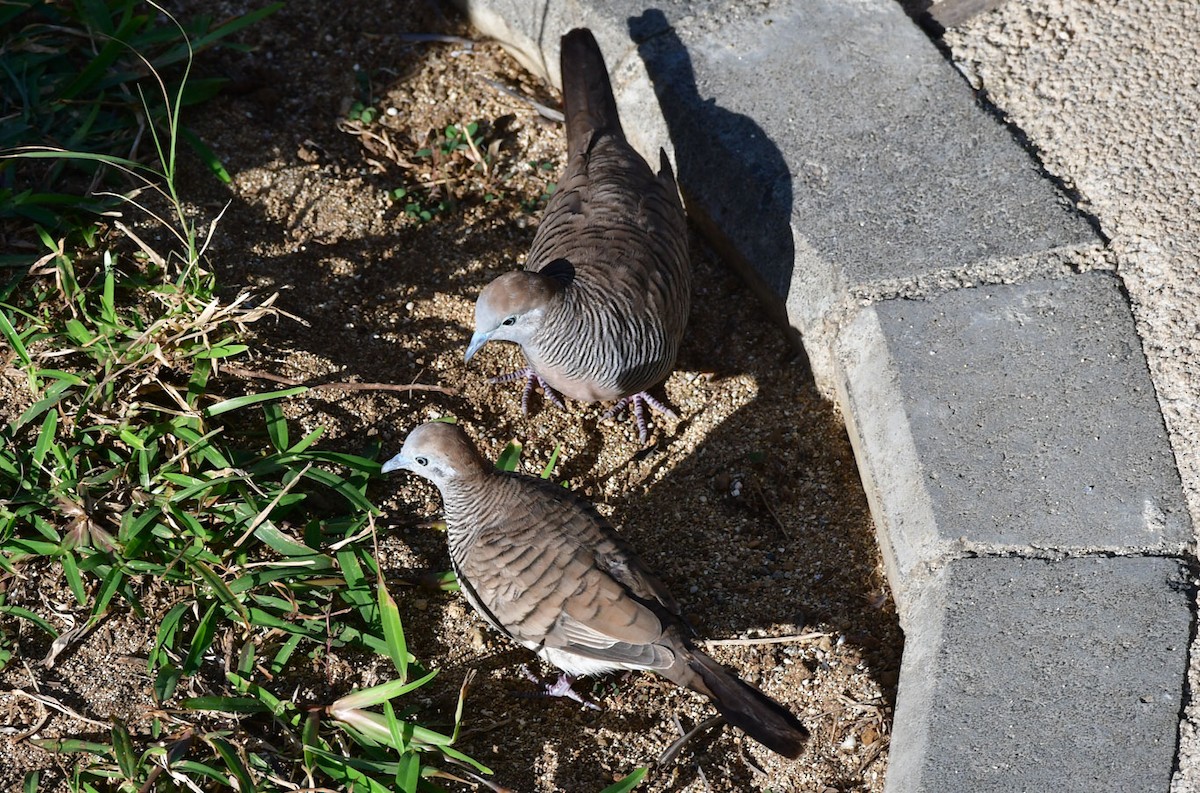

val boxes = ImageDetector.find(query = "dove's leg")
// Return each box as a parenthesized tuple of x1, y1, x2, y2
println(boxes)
(488, 367, 567, 414)
(512, 664, 600, 710)
(605, 391, 678, 443)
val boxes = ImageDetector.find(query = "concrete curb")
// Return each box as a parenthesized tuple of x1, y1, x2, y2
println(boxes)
(456, 0, 1196, 788)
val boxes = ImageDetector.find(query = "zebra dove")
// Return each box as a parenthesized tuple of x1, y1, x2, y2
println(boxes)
(465, 28, 691, 443)
(382, 422, 809, 759)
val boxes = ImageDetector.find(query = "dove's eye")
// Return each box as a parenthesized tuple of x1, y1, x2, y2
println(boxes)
(501, 316, 517, 326)
(415, 456, 428, 466)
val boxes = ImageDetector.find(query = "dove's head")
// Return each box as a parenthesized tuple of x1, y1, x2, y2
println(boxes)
(382, 422, 486, 489)
(465, 270, 563, 363)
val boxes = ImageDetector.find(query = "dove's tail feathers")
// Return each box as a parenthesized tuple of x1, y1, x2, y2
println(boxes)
(560, 28, 623, 159)
(688, 649, 809, 759)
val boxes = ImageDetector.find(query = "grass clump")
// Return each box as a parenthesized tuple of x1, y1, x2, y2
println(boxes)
(0, 0, 281, 258)
(0, 5, 652, 790)
(0, 4, 492, 790)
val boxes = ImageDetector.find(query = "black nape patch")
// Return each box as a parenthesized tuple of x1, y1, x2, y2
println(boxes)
(541, 258, 576, 286)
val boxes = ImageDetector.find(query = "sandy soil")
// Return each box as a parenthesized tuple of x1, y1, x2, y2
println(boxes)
(0, 1, 900, 791)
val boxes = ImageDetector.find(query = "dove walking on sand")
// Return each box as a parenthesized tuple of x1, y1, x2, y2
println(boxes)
(465, 28, 691, 443)
(382, 422, 808, 759)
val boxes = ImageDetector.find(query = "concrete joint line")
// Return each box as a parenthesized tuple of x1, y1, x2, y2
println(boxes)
(922, 542, 1198, 566)
(849, 241, 1116, 304)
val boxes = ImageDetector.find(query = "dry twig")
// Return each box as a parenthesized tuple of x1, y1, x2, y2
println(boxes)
(9, 688, 110, 729)
(220, 365, 457, 396)
(702, 631, 829, 647)
(657, 713, 724, 767)
(749, 477, 791, 540)
(477, 76, 564, 122)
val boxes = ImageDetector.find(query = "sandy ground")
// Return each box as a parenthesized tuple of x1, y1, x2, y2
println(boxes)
(939, 0, 1200, 787)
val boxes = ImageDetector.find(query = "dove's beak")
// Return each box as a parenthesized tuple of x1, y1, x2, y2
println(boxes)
(464, 329, 491, 364)
(381, 453, 413, 474)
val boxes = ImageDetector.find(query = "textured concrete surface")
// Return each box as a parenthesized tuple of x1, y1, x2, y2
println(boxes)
(455, 0, 1198, 789)
(836, 272, 1191, 600)
(877, 274, 1186, 554)
(943, 4, 1200, 788)
(890, 555, 1191, 792)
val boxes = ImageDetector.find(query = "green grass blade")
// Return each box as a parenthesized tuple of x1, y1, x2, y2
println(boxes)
(494, 440, 521, 472)
(182, 696, 271, 714)
(299, 465, 376, 513)
(188, 559, 249, 625)
(338, 549, 369, 591)
(203, 386, 308, 417)
(396, 751, 421, 793)
(181, 602, 219, 675)
(179, 127, 231, 183)
(186, 357, 212, 408)
(331, 670, 439, 711)
(92, 564, 126, 616)
(111, 720, 137, 782)
(541, 442, 561, 479)
(191, 2, 282, 51)
(60, 552, 87, 606)
(7, 148, 151, 174)
(100, 253, 117, 325)
(378, 578, 409, 680)
(154, 665, 182, 702)
(151, 602, 188, 670)
(167, 473, 245, 504)
(57, 28, 136, 101)
(29, 738, 112, 756)
(382, 699, 410, 755)
(193, 342, 248, 360)
(0, 307, 32, 369)
(262, 401, 288, 452)
(270, 633, 303, 676)
(313, 754, 393, 793)
(31, 409, 58, 469)
(171, 424, 232, 469)
(0, 604, 60, 638)
(209, 737, 255, 792)
(251, 523, 323, 558)
(166, 760, 228, 784)
(10, 379, 74, 433)
(286, 426, 325, 453)
(434, 743, 491, 774)
(224, 672, 292, 719)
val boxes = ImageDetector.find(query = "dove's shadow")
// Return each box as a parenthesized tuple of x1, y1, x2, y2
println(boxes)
(629, 10, 802, 375)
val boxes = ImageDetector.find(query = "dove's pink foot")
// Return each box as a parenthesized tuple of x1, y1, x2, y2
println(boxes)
(512, 664, 600, 710)
(489, 367, 567, 414)
(605, 391, 678, 443)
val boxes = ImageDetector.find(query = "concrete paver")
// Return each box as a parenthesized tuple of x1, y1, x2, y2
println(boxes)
(837, 272, 1191, 596)
(890, 555, 1191, 792)
(944, 3, 1200, 786)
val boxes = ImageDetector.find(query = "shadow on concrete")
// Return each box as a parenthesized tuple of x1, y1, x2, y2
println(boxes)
(627, 10, 805, 370)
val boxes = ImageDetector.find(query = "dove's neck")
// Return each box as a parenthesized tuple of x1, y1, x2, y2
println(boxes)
(438, 473, 504, 564)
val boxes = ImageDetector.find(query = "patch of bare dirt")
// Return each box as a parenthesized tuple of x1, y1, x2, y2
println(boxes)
(0, 2, 901, 790)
